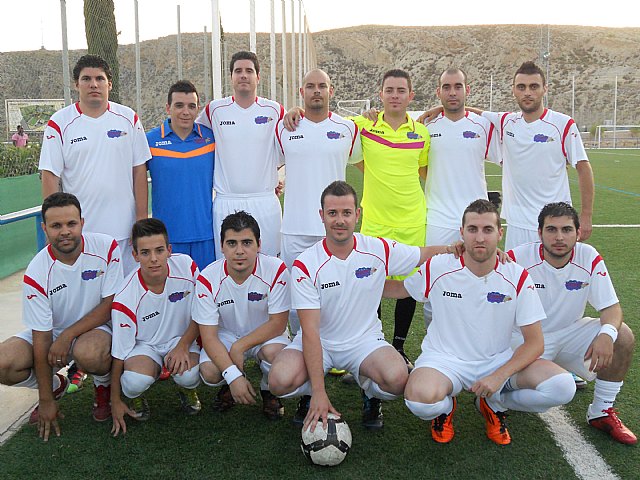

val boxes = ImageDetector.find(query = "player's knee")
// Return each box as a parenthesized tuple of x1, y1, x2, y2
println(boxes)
(404, 383, 447, 404)
(614, 323, 635, 359)
(121, 370, 155, 398)
(74, 338, 111, 374)
(268, 368, 301, 396)
(379, 363, 409, 395)
(538, 372, 576, 407)
(405, 398, 451, 421)
(174, 365, 201, 389)
(199, 361, 222, 386)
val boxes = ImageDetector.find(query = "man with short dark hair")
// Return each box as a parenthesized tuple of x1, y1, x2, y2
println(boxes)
(12, 124, 28, 147)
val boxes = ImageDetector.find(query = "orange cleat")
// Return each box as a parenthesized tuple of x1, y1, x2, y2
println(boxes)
(589, 407, 637, 445)
(431, 397, 456, 444)
(476, 397, 511, 445)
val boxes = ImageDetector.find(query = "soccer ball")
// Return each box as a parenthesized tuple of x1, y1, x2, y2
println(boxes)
(301, 414, 352, 466)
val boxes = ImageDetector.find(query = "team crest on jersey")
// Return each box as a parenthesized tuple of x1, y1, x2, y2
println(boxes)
(195, 137, 213, 144)
(107, 129, 127, 138)
(81, 269, 104, 281)
(407, 132, 422, 140)
(565, 280, 588, 291)
(254, 116, 273, 124)
(487, 292, 512, 303)
(326, 131, 344, 140)
(533, 134, 554, 143)
(463, 131, 480, 139)
(355, 267, 376, 279)
(168, 290, 191, 302)
(248, 291, 267, 302)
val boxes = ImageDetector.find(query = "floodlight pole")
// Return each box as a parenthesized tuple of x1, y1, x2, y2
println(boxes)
(290, 0, 296, 107)
(249, 0, 256, 53)
(281, 0, 288, 110)
(270, 0, 277, 100)
(211, 0, 222, 99)
(613, 76, 618, 149)
(489, 75, 493, 111)
(177, 5, 183, 79)
(134, 0, 141, 113)
(60, 0, 71, 106)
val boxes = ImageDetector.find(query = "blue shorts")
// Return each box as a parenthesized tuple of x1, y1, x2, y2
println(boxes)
(172, 239, 215, 270)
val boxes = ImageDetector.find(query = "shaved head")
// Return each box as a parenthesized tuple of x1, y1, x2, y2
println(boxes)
(303, 68, 331, 86)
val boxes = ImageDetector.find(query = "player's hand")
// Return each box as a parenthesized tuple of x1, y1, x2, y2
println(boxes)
(37, 398, 63, 442)
(283, 107, 305, 131)
(417, 106, 444, 125)
(496, 248, 512, 264)
(165, 344, 192, 375)
(585, 333, 614, 372)
(470, 373, 504, 398)
(275, 179, 285, 197)
(579, 212, 593, 242)
(446, 241, 465, 258)
(110, 398, 136, 437)
(228, 376, 257, 405)
(48, 333, 72, 368)
(303, 391, 340, 433)
(361, 108, 380, 121)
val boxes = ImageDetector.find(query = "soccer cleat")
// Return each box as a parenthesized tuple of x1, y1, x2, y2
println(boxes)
(431, 397, 457, 444)
(178, 387, 202, 416)
(328, 368, 347, 376)
(159, 365, 171, 381)
(261, 389, 284, 420)
(476, 397, 511, 445)
(361, 390, 384, 430)
(212, 384, 236, 412)
(29, 373, 69, 425)
(131, 395, 150, 421)
(572, 373, 587, 390)
(92, 384, 112, 422)
(65, 363, 87, 394)
(397, 349, 414, 373)
(588, 407, 637, 445)
(292, 395, 311, 426)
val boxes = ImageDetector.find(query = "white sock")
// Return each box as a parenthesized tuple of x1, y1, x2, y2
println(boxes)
(92, 372, 111, 388)
(13, 370, 39, 389)
(500, 373, 575, 413)
(405, 397, 453, 421)
(589, 379, 623, 419)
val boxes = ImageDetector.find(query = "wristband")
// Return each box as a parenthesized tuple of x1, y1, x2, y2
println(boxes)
(599, 324, 618, 343)
(222, 365, 244, 384)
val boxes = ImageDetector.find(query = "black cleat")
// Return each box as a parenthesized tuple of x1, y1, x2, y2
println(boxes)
(362, 390, 384, 430)
(261, 389, 284, 420)
(212, 384, 235, 412)
(292, 395, 311, 426)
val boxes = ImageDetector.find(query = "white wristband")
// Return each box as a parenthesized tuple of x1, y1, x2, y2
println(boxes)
(599, 324, 618, 343)
(222, 365, 244, 384)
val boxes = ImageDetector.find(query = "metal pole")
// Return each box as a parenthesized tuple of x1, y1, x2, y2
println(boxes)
(270, 0, 276, 101)
(211, 0, 222, 99)
(249, 0, 257, 53)
(571, 75, 575, 120)
(298, 0, 303, 105)
(290, 0, 296, 108)
(489, 75, 493, 111)
(281, 0, 288, 110)
(134, 0, 141, 113)
(613, 76, 618, 149)
(303, 16, 307, 75)
(204, 26, 210, 103)
(177, 5, 183, 79)
(60, 0, 71, 106)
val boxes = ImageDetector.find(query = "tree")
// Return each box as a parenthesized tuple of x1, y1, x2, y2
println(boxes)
(84, 0, 120, 102)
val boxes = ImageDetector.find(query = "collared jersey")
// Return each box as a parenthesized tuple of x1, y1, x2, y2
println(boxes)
(192, 253, 290, 337)
(277, 113, 362, 236)
(353, 112, 429, 227)
(425, 112, 500, 229)
(508, 242, 618, 334)
(404, 254, 545, 361)
(39, 102, 151, 241)
(147, 119, 215, 243)
(292, 233, 420, 347)
(483, 108, 588, 230)
(111, 254, 199, 360)
(196, 96, 284, 195)
(22, 232, 123, 335)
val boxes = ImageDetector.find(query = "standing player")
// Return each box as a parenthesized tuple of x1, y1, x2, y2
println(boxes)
(39, 54, 151, 276)
(193, 211, 290, 420)
(385, 199, 575, 445)
(277, 68, 362, 333)
(508, 202, 636, 444)
(269, 181, 459, 431)
(0, 193, 121, 441)
(196, 51, 284, 259)
(110, 219, 201, 436)
(147, 80, 215, 269)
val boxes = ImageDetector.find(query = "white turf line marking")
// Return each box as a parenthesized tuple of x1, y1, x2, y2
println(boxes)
(538, 407, 620, 480)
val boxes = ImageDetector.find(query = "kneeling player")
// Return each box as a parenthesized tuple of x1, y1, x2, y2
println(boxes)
(110, 219, 201, 436)
(508, 202, 636, 444)
(269, 181, 459, 431)
(0, 193, 120, 441)
(386, 199, 576, 445)
(193, 211, 290, 420)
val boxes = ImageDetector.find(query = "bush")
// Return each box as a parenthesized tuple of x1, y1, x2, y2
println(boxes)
(0, 143, 41, 177)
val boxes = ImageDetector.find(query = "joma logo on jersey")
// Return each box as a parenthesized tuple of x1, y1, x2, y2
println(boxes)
(369, 129, 384, 134)
(217, 299, 234, 307)
(155, 140, 173, 146)
(289, 135, 304, 140)
(220, 120, 236, 125)
(142, 311, 160, 321)
(49, 284, 67, 295)
(81, 269, 104, 281)
(321, 281, 340, 289)
(168, 291, 190, 302)
(535, 283, 546, 289)
(442, 290, 462, 298)
(506, 131, 515, 138)
(430, 133, 442, 138)
(70, 136, 87, 144)
(248, 292, 266, 302)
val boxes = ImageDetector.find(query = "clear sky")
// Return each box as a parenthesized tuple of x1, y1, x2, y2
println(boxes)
(1, 0, 638, 53)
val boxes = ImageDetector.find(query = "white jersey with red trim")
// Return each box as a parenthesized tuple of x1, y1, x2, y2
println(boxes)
(196, 96, 284, 195)
(483, 108, 588, 230)
(277, 114, 363, 236)
(111, 254, 199, 360)
(508, 242, 618, 334)
(425, 112, 500, 229)
(22, 233, 123, 335)
(192, 253, 290, 337)
(292, 233, 420, 348)
(39, 102, 151, 241)
(404, 254, 545, 361)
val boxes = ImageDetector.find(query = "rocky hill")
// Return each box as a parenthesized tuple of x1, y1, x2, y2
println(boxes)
(1, 24, 638, 137)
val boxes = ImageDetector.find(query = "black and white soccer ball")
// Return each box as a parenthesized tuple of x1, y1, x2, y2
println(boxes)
(301, 414, 352, 466)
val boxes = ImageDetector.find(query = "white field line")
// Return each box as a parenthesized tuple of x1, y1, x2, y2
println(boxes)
(538, 407, 620, 480)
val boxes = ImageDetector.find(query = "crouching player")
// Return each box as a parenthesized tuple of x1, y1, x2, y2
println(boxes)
(110, 219, 201, 436)
(509, 202, 636, 444)
(385, 199, 576, 445)
(192, 211, 290, 419)
(0, 193, 120, 441)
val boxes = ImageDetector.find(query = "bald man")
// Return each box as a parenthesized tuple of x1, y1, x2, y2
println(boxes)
(276, 69, 362, 334)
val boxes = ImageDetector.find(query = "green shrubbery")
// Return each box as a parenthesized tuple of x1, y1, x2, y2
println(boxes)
(0, 143, 41, 177)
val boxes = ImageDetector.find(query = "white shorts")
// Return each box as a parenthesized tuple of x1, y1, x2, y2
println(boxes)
(280, 233, 323, 269)
(414, 348, 514, 398)
(126, 337, 200, 367)
(15, 324, 112, 347)
(425, 224, 460, 246)
(213, 192, 282, 259)
(117, 239, 138, 278)
(286, 329, 390, 388)
(504, 225, 538, 251)
(199, 327, 290, 364)
(511, 317, 601, 382)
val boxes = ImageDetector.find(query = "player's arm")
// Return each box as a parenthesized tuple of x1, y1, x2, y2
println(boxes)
(41, 170, 61, 198)
(165, 320, 200, 375)
(283, 106, 305, 131)
(576, 160, 594, 242)
(471, 321, 544, 398)
(585, 303, 623, 372)
(419, 166, 427, 181)
(109, 357, 136, 437)
(230, 311, 289, 368)
(132, 164, 148, 221)
(417, 243, 462, 265)
(383, 279, 410, 299)
(32, 329, 61, 441)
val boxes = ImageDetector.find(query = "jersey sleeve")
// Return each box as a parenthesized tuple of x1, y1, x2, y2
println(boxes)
(22, 273, 53, 332)
(102, 240, 124, 297)
(515, 271, 546, 328)
(291, 260, 320, 310)
(587, 257, 619, 311)
(383, 238, 421, 277)
(481, 111, 502, 129)
(564, 120, 588, 167)
(485, 120, 502, 165)
(38, 119, 65, 176)
(132, 115, 152, 167)
(403, 262, 429, 303)
(275, 121, 286, 165)
(268, 261, 291, 314)
(192, 273, 220, 326)
(196, 103, 213, 129)
(111, 299, 138, 360)
(348, 123, 363, 165)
